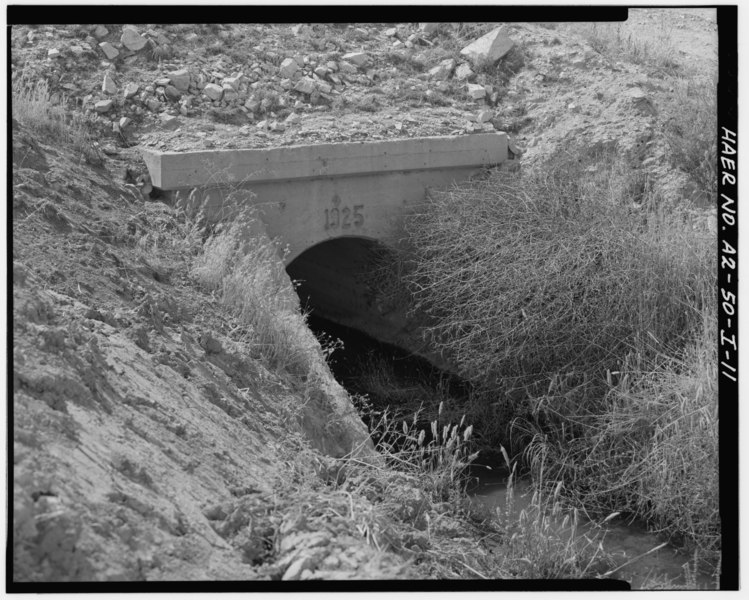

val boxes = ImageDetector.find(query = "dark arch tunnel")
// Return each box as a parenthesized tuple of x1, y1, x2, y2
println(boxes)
(286, 235, 475, 452)
(285, 236, 430, 383)
(286, 236, 392, 324)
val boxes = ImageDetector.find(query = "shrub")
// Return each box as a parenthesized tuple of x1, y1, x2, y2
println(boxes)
(402, 150, 712, 393)
(519, 309, 719, 562)
(191, 208, 317, 375)
(11, 70, 103, 165)
(396, 144, 717, 564)
(661, 75, 718, 206)
(573, 22, 680, 76)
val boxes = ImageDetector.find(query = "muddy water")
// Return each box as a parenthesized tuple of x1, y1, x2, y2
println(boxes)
(305, 313, 716, 589)
(471, 475, 716, 590)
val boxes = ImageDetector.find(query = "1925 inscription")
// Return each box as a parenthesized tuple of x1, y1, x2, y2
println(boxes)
(325, 195, 364, 230)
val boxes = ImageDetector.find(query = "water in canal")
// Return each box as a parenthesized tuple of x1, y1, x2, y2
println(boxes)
(306, 313, 718, 590)
(470, 472, 717, 589)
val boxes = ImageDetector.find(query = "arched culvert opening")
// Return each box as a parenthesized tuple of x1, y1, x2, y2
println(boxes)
(285, 236, 386, 323)
(286, 236, 473, 452)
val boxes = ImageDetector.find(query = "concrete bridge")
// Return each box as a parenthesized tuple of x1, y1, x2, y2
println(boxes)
(141, 133, 508, 348)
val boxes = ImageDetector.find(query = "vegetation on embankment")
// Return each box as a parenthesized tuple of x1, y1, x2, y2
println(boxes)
(378, 83, 719, 566)
(11, 69, 621, 581)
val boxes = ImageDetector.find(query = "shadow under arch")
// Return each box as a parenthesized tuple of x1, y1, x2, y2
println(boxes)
(285, 235, 395, 322)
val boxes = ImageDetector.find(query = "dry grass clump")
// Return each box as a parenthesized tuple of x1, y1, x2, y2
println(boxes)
(403, 149, 709, 393)
(395, 141, 717, 566)
(11, 70, 103, 165)
(519, 311, 719, 563)
(191, 209, 317, 375)
(571, 21, 680, 76)
(497, 469, 610, 579)
(660, 75, 718, 206)
(368, 403, 479, 504)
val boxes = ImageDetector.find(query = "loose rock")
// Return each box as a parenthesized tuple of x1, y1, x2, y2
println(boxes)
(294, 77, 317, 95)
(160, 113, 180, 130)
(123, 82, 139, 99)
(460, 25, 515, 66)
(454, 63, 474, 81)
(342, 52, 369, 67)
(167, 69, 191, 92)
(164, 85, 182, 101)
(477, 109, 493, 123)
(279, 58, 299, 79)
(102, 73, 117, 95)
(94, 99, 113, 113)
(98, 43, 120, 61)
(203, 83, 224, 101)
(93, 25, 109, 40)
(466, 83, 487, 100)
(121, 27, 147, 52)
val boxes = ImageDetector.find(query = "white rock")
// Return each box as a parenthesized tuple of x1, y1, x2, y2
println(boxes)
(285, 113, 301, 124)
(428, 58, 455, 80)
(203, 83, 223, 101)
(460, 26, 514, 66)
(477, 109, 493, 123)
(384, 27, 398, 37)
(119, 117, 131, 128)
(256, 120, 268, 129)
(467, 83, 486, 100)
(160, 113, 180, 130)
(454, 63, 473, 81)
(93, 25, 109, 39)
(342, 52, 369, 67)
(94, 99, 113, 113)
(168, 69, 190, 91)
(294, 77, 317, 95)
(280, 58, 299, 79)
(102, 73, 117, 94)
(69, 45, 84, 56)
(48, 48, 60, 59)
(121, 27, 147, 51)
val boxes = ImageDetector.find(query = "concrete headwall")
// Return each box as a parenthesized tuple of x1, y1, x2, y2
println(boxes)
(141, 133, 508, 264)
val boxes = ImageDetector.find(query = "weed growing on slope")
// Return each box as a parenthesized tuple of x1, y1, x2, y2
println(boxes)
(403, 149, 711, 393)
(11, 70, 103, 165)
(660, 75, 718, 206)
(573, 21, 680, 76)
(192, 208, 316, 376)
(393, 141, 717, 565)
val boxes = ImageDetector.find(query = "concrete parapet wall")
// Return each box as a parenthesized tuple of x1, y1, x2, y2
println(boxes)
(141, 133, 508, 189)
